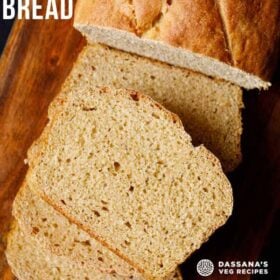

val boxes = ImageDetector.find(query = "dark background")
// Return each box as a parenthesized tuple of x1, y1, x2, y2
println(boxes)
(0, 1, 15, 54)
(0, 18, 279, 280)
(0, 20, 14, 54)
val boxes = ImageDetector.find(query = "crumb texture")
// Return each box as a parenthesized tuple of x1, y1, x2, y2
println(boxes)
(60, 44, 243, 172)
(13, 184, 140, 278)
(27, 86, 233, 279)
(6, 222, 182, 279)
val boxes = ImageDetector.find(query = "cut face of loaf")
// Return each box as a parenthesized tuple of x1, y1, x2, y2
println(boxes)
(27, 86, 233, 279)
(74, 0, 280, 89)
(6, 222, 182, 280)
(61, 44, 243, 172)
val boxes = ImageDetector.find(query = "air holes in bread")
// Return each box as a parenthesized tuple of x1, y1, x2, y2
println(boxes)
(60, 199, 66, 205)
(124, 240, 131, 246)
(93, 210, 101, 217)
(130, 93, 139, 101)
(113, 162, 121, 172)
(125, 222, 132, 229)
(82, 106, 97, 112)
(81, 240, 91, 246)
(32, 227, 39, 234)
(152, 112, 160, 119)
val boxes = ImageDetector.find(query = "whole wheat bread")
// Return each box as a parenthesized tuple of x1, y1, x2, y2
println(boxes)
(6, 222, 182, 280)
(13, 183, 146, 278)
(60, 44, 243, 172)
(27, 86, 233, 279)
(6, 222, 116, 280)
(74, 0, 280, 89)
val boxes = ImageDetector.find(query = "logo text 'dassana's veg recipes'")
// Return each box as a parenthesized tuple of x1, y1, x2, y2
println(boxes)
(196, 259, 269, 277)
(2, 0, 73, 20)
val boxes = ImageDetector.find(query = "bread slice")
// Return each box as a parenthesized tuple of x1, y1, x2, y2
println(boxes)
(12, 183, 143, 278)
(27, 86, 233, 279)
(6, 222, 182, 280)
(59, 44, 243, 172)
(74, 0, 280, 89)
(6, 221, 109, 280)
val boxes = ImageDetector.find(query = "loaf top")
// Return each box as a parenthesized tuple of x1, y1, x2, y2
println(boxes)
(75, 0, 231, 63)
(74, 0, 280, 87)
(27, 85, 233, 279)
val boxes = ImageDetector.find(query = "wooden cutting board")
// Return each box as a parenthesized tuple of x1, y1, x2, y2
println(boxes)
(0, 2, 279, 279)
(0, 3, 86, 277)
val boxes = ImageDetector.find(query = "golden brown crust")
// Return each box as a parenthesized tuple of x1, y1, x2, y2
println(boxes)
(75, 0, 231, 62)
(145, 0, 231, 63)
(133, 0, 162, 33)
(218, 0, 280, 81)
(74, 0, 163, 35)
(74, 0, 136, 33)
(75, 0, 280, 82)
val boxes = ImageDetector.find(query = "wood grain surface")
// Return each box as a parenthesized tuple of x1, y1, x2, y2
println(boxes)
(0, 1, 85, 277)
(0, 1, 279, 279)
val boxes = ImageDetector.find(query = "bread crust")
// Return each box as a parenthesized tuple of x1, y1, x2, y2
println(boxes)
(74, 0, 136, 33)
(217, 0, 280, 81)
(74, 0, 162, 34)
(144, 0, 232, 63)
(74, 0, 280, 84)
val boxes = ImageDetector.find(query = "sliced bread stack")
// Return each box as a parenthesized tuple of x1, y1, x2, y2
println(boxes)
(6, 1, 280, 278)
(6, 85, 233, 279)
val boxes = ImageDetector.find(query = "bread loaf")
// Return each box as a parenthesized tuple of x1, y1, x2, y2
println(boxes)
(74, 0, 280, 89)
(6, 222, 182, 280)
(27, 86, 233, 279)
(60, 44, 243, 172)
